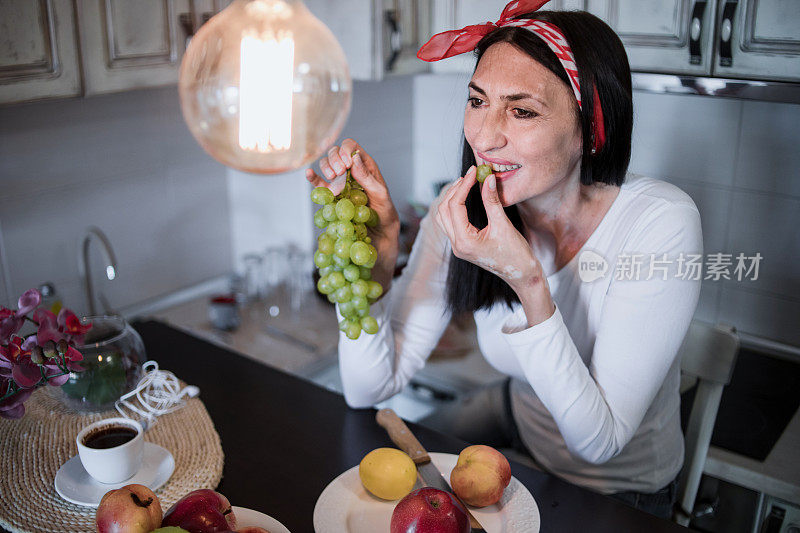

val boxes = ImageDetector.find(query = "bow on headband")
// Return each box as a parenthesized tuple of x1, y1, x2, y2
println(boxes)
(417, 0, 606, 153)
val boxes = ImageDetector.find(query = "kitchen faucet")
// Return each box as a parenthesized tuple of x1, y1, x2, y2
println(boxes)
(78, 226, 117, 316)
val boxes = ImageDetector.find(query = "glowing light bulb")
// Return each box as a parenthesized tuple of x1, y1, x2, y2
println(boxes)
(179, 0, 351, 174)
(238, 33, 294, 152)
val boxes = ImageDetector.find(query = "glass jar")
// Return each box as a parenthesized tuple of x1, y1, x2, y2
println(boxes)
(54, 316, 146, 413)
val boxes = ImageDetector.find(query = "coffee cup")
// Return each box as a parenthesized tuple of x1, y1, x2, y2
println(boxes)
(76, 417, 144, 484)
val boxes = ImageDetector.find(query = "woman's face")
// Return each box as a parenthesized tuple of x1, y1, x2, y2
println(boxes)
(464, 42, 583, 206)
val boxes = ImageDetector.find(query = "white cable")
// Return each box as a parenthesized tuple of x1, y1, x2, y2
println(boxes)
(115, 360, 200, 429)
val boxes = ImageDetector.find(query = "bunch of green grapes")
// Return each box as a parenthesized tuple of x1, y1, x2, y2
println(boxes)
(311, 171, 383, 340)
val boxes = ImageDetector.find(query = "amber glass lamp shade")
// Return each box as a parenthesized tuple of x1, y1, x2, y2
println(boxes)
(178, 0, 352, 174)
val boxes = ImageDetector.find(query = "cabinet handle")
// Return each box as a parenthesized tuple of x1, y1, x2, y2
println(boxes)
(689, 1, 707, 65)
(719, 0, 739, 67)
(385, 9, 402, 71)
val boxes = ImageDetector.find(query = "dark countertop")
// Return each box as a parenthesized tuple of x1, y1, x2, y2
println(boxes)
(125, 319, 688, 533)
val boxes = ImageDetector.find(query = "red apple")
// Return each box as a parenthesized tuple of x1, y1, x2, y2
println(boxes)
(450, 444, 511, 507)
(95, 484, 163, 533)
(162, 489, 237, 533)
(391, 487, 470, 533)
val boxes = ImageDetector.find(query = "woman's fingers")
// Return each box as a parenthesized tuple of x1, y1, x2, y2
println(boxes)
(318, 156, 336, 181)
(339, 139, 360, 168)
(327, 146, 347, 176)
(447, 166, 478, 234)
(480, 174, 512, 229)
(436, 197, 456, 246)
(305, 168, 328, 188)
(350, 151, 387, 201)
(438, 168, 477, 252)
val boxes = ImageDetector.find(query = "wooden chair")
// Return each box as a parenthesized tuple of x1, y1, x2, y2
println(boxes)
(674, 321, 740, 526)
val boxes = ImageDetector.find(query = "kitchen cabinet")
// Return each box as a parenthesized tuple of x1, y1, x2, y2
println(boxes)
(588, 0, 719, 76)
(76, 0, 193, 96)
(0, 0, 82, 105)
(714, 0, 800, 82)
(304, 0, 382, 80)
(428, 0, 799, 83)
(0, 0, 227, 103)
(593, 0, 800, 82)
(304, 0, 431, 80)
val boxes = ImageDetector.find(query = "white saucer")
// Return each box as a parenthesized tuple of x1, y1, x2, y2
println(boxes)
(55, 442, 175, 507)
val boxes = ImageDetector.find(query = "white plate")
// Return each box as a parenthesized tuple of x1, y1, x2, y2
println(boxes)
(313, 452, 540, 533)
(233, 506, 291, 533)
(54, 442, 174, 507)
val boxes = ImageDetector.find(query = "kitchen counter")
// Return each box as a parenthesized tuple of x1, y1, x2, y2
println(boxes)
(147, 291, 340, 376)
(146, 291, 506, 407)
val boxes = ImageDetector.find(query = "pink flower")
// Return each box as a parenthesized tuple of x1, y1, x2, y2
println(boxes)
(0, 289, 88, 420)
(0, 378, 33, 419)
(33, 308, 65, 346)
(33, 308, 92, 347)
(57, 309, 91, 346)
(0, 307, 24, 345)
(0, 289, 42, 345)
(17, 289, 41, 316)
(0, 336, 41, 388)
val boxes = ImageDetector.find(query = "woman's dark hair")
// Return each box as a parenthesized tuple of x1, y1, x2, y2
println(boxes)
(445, 10, 633, 316)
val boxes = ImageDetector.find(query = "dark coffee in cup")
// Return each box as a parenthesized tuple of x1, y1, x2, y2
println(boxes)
(83, 425, 138, 449)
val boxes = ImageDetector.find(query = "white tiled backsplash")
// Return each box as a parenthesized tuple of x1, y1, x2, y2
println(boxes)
(630, 91, 800, 346)
(1, 77, 798, 347)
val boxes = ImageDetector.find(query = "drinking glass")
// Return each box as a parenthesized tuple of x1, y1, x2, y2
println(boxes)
(242, 252, 263, 301)
(262, 246, 289, 318)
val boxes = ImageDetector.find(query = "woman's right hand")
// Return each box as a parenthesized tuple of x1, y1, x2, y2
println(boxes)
(306, 139, 401, 291)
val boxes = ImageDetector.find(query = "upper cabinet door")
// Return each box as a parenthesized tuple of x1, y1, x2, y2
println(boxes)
(0, 0, 82, 104)
(427, 0, 717, 75)
(714, 0, 800, 82)
(590, 0, 718, 76)
(76, 0, 192, 95)
(304, 0, 383, 80)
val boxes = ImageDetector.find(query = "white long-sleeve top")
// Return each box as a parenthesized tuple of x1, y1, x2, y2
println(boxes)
(338, 174, 703, 494)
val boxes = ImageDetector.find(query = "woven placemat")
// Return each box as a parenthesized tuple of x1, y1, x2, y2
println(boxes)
(0, 387, 224, 533)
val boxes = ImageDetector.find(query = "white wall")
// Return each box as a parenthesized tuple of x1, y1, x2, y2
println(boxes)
(341, 76, 416, 208)
(227, 168, 313, 270)
(412, 73, 469, 203)
(0, 87, 232, 314)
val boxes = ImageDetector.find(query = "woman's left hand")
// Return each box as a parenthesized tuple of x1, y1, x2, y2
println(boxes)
(435, 166, 543, 291)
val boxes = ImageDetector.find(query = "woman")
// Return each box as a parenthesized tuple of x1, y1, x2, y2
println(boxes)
(306, 0, 702, 520)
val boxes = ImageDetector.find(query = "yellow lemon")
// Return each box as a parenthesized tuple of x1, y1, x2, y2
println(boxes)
(358, 448, 417, 500)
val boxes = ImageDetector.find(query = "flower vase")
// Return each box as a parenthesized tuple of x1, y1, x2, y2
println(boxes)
(52, 316, 145, 413)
